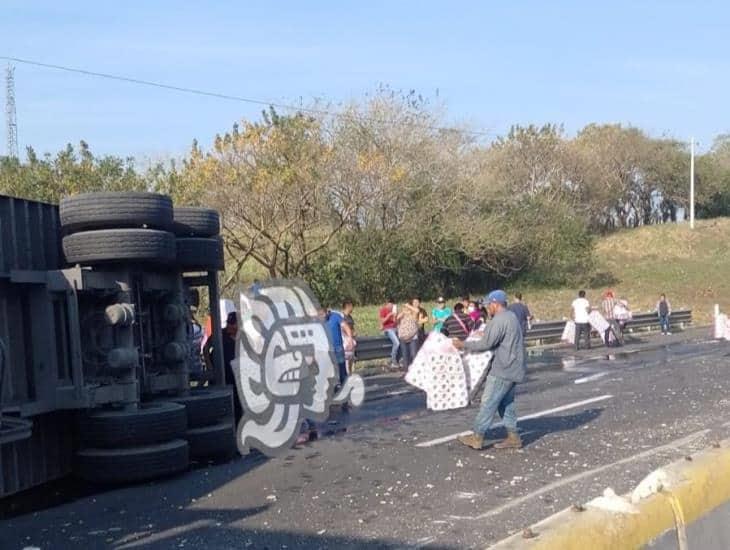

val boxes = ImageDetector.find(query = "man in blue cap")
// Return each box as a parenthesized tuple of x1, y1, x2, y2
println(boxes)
(452, 289, 527, 450)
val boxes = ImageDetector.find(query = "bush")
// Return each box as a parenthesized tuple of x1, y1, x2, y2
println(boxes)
(305, 196, 596, 305)
(304, 229, 467, 305)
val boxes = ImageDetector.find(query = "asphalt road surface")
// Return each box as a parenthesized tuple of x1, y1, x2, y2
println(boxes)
(4, 327, 730, 550)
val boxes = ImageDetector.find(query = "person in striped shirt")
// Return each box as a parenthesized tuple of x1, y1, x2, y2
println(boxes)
(440, 303, 473, 340)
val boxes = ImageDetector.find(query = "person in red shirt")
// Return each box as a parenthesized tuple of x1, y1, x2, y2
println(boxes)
(379, 297, 400, 369)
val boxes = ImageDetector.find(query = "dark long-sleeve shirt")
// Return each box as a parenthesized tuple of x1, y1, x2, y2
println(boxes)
(464, 309, 527, 383)
(440, 312, 472, 340)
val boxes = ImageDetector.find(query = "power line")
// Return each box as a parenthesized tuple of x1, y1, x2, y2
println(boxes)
(0, 55, 496, 138)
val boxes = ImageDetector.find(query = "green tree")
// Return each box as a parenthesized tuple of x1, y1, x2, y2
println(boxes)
(0, 142, 146, 203)
(696, 135, 730, 218)
(176, 108, 359, 286)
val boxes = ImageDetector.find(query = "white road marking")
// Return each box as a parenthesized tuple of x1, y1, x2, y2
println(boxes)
(451, 429, 710, 522)
(574, 372, 610, 384)
(415, 394, 614, 448)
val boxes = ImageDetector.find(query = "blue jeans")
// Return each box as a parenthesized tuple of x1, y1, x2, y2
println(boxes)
(473, 375, 518, 436)
(384, 329, 400, 364)
(659, 314, 670, 333)
(334, 347, 347, 384)
(401, 338, 420, 368)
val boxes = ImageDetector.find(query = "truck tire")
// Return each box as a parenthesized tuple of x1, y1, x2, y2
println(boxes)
(175, 237, 224, 271)
(172, 207, 220, 238)
(63, 229, 176, 265)
(185, 421, 236, 460)
(165, 387, 233, 429)
(60, 192, 173, 233)
(78, 401, 187, 449)
(74, 439, 189, 484)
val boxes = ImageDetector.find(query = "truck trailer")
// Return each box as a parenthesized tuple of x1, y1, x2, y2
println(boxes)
(0, 191, 235, 498)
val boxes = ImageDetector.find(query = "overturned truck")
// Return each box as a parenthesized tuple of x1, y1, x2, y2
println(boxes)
(0, 192, 235, 498)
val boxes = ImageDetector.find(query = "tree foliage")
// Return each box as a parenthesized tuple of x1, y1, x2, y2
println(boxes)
(175, 109, 360, 285)
(0, 141, 146, 203)
(3, 90, 730, 304)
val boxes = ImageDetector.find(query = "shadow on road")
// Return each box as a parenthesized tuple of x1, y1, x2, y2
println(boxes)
(484, 408, 604, 448)
(109, 521, 459, 550)
(0, 450, 270, 520)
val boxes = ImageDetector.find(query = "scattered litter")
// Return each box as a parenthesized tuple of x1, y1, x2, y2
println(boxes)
(588, 488, 638, 514)
(632, 469, 670, 503)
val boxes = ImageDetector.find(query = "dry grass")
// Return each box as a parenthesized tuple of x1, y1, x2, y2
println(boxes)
(352, 219, 730, 335)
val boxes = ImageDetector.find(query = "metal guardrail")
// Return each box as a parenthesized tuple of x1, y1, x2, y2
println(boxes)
(355, 310, 693, 361)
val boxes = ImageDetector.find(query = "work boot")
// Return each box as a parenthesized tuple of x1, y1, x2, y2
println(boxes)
(457, 432, 485, 450)
(494, 431, 523, 450)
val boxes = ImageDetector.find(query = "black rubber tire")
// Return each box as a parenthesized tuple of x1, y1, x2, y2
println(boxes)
(172, 207, 220, 238)
(78, 402, 187, 449)
(74, 439, 189, 484)
(63, 228, 176, 265)
(185, 421, 236, 460)
(175, 237, 224, 271)
(165, 387, 233, 429)
(60, 192, 173, 233)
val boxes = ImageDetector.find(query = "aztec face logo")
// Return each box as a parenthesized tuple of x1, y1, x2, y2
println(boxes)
(233, 280, 364, 457)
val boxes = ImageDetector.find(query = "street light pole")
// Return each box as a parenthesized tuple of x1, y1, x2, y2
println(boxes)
(690, 137, 695, 229)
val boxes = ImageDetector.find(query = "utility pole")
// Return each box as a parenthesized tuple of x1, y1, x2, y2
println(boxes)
(5, 64, 18, 159)
(690, 137, 695, 229)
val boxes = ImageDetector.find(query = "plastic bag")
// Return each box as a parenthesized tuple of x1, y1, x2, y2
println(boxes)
(561, 320, 576, 344)
(405, 332, 492, 411)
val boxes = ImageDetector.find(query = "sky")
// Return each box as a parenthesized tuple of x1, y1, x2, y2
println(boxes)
(2, 1, 729, 161)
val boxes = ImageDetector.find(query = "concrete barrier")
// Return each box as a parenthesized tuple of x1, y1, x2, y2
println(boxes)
(488, 439, 730, 549)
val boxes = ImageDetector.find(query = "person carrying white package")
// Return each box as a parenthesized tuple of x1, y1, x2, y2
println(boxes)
(613, 298, 632, 342)
(452, 290, 527, 451)
(571, 290, 592, 350)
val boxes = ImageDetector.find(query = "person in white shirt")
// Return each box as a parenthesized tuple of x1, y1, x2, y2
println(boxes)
(571, 290, 592, 350)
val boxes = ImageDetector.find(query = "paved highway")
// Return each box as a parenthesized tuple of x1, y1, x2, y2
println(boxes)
(3, 327, 730, 549)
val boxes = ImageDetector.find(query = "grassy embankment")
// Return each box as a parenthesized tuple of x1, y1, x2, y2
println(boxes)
(352, 218, 730, 336)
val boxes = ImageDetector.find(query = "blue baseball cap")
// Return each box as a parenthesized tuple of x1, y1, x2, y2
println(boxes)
(485, 290, 508, 306)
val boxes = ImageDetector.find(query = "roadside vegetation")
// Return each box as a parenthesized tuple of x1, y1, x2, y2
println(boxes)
(352, 218, 728, 335)
(2, 88, 730, 325)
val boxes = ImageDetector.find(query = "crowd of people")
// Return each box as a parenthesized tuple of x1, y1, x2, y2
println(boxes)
(570, 289, 673, 350)
(378, 293, 533, 371)
(194, 286, 677, 453)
